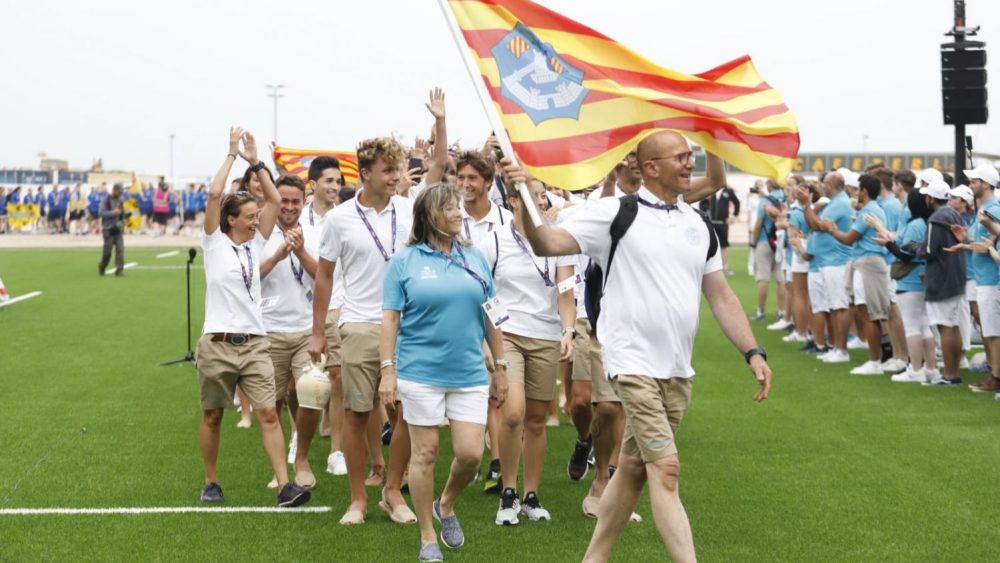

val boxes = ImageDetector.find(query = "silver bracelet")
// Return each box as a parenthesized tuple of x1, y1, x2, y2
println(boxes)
(379, 359, 395, 370)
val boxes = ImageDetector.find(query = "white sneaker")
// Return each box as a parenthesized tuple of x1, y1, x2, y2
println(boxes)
(816, 349, 833, 361)
(822, 349, 850, 363)
(782, 332, 808, 343)
(767, 319, 793, 331)
(847, 336, 867, 350)
(267, 476, 279, 490)
(496, 495, 520, 526)
(960, 356, 970, 370)
(891, 369, 925, 383)
(520, 493, 551, 521)
(880, 358, 908, 373)
(923, 369, 942, 383)
(327, 451, 348, 476)
(850, 361, 884, 375)
(287, 432, 298, 465)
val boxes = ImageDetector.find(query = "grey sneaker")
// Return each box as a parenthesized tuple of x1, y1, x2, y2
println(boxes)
(418, 543, 444, 562)
(277, 482, 311, 508)
(432, 499, 465, 549)
(200, 482, 223, 503)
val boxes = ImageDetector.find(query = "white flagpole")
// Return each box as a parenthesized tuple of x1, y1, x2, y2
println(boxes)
(436, 0, 544, 228)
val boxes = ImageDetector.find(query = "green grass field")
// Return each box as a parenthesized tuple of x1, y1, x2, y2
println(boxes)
(1, 246, 998, 562)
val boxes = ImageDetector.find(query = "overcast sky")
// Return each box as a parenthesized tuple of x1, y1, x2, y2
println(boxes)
(2, 0, 998, 179)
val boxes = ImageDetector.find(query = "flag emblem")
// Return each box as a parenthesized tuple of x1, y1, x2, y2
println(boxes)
(490, 23, 588, 125)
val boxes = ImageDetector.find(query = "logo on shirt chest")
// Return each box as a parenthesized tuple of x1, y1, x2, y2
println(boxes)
(685, 227, 701, 246)
(419, 266, 438, 280)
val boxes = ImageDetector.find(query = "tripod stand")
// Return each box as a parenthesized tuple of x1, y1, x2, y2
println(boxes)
(160, 248, 198, 367)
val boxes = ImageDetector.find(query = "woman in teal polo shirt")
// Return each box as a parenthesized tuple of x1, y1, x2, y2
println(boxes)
(378, 183, 509, 562)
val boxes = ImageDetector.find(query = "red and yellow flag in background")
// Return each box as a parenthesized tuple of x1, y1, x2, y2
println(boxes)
(272, 146, 360, 187)
(446, 0, 799, 189)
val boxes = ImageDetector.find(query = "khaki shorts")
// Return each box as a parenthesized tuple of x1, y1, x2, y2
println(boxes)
(611, 375, 692, 463)
(340, 322, 381, 412)
(324, 308, 343, 367)
(571, 318, 619, 403)
(196, 334, 275, 411)
(503, 332, 559, 402)
(267, 330, 311, 402)
(753, 243, 781, 282)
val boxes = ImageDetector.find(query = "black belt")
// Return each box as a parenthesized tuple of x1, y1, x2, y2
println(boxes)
(209, 333, 258, 345)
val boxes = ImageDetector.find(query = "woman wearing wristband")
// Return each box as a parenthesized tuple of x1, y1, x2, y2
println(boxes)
(195, 127, 310, 508)
(378, 183, 508, 562)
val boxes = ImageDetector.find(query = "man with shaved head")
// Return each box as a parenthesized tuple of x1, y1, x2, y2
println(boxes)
(505, 130, 772, 562)
(795, 170, 855, 363)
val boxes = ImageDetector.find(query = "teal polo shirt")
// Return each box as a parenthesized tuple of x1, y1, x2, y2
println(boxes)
(383, 242, 495, 388)
(851, 200, 888, 260)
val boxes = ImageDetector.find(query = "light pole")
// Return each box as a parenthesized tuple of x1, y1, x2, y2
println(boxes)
(862, 133, 869, 167)
(169, 133, 175, 185)
(266, 84, 285, 141)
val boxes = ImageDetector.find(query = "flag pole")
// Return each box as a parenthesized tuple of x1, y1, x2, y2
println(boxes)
(436, 0, 544, 228)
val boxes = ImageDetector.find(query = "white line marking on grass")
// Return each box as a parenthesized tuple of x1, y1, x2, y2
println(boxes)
(105, 262, 138, 274)
(0, 506, 332, 515)
(156, 250, 180, 259)
(131, 265, 203, 271)
(0, 291, 42, 309)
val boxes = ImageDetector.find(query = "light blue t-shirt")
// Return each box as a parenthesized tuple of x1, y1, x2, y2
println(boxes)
(805, 234, 821, 272)
(813, 191, 854, 267)
(971, 199, 1000, 287)
(383, 242, 495, 389)
(756, 191, 785, 244)
(878, 194, 904, 234)
(851, 200, 888, 259)
(787, 206, 807, 266)
(895, 218, 928, 293)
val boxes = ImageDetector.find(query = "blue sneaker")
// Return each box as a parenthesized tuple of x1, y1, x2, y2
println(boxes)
(799, 341, 820, 354)
(419, 543, 444, 562)
(433, 498, 465, 549)
(749, 312, 766, 321)
(200, 482, 223, 503)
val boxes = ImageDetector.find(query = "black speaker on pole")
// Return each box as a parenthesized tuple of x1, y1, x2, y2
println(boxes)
(941, 41, 988, 125)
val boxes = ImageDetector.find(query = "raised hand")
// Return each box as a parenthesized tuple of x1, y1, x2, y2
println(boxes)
(950, 223, 968, 242)
(229, 127, 244, 156)
(863, 213, 884, 231)
(239, 132, 259, 165)
(425, 87, 446, 120)
(874, 232, 895, 246)
(413, 137, 430, 159)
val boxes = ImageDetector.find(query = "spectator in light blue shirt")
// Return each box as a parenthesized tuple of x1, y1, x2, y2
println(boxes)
(960, 165, 1000, 392)
(379, 183, 509, 557)
(824, 174, 891, 374)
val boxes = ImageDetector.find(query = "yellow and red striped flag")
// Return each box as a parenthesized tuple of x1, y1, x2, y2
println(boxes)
(272, 146, 360, 186)
(445, 0, 800, 189)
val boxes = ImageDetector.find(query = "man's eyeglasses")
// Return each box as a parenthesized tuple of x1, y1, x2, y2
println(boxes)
(645, 151, 695, 165)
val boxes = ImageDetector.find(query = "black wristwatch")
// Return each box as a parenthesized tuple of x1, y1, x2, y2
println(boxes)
(743, 347, 767, 364)
(250, 161, 266, 173)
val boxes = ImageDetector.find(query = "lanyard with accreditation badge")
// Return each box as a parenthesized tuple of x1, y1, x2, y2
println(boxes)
(509, 222, 554, 287)
(426, 242, 508, 327)
(231, 245, 255, 302)
(355, 201, 396, 261)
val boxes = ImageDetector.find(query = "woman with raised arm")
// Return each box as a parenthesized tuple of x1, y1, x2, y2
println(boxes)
(195, 127, 310, 508)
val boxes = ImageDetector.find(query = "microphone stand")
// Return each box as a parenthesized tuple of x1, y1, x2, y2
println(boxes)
(160, 248, 197, 367)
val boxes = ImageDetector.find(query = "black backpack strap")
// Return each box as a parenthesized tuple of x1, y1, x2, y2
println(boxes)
(491, 231, 500, 277)
(602, 194, 639, 290)
(695, 209, 719, 261)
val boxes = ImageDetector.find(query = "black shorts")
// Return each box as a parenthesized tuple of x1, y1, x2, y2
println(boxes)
(88, 210, 100, 220)
(712, 223, 730, 248)
(153, 212, 169, 225)
(47, 210, 62, 222)
(70, 210, 85, 220)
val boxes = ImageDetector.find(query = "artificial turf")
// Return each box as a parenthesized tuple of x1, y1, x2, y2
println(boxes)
(0, 246, 997, 562)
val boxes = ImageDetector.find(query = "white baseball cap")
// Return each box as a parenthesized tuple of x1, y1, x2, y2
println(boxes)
(916, 168, 944, 187)
(920, 180, 951, 201)
(962, 164, 999, 187)
(949, 185, 975, 206)
(836, 167, 861, 188)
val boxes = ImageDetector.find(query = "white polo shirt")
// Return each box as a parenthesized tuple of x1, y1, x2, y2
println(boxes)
(555, 205, 589, 320)
(201, 227, 268, 336)
(319, 193, 414, 325)
(461, 200, 513, 245)
(562, 186, 722, 379)
(477, 222, 574, 341)
(303, 206, 345, 310)
(260, 225, 319, 333)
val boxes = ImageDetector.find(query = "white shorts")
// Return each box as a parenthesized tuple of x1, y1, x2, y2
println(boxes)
(781, 261, 793, 283)
(791, 251, 810, 274)
(820, 265, 850, 311)
(397, 379, 489, 427)
(889, 278, 898, 304)
(966, 280, 977, 302)
(926, 295, 964, 328)
(897, 291, 933, 339)
(808, 271, 829, 313)
(976, 285, 1000, 338)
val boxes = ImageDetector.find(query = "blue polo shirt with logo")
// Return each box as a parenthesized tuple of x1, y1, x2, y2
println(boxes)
(813, 191, 854, 267)
(383, 242, 495, 388)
